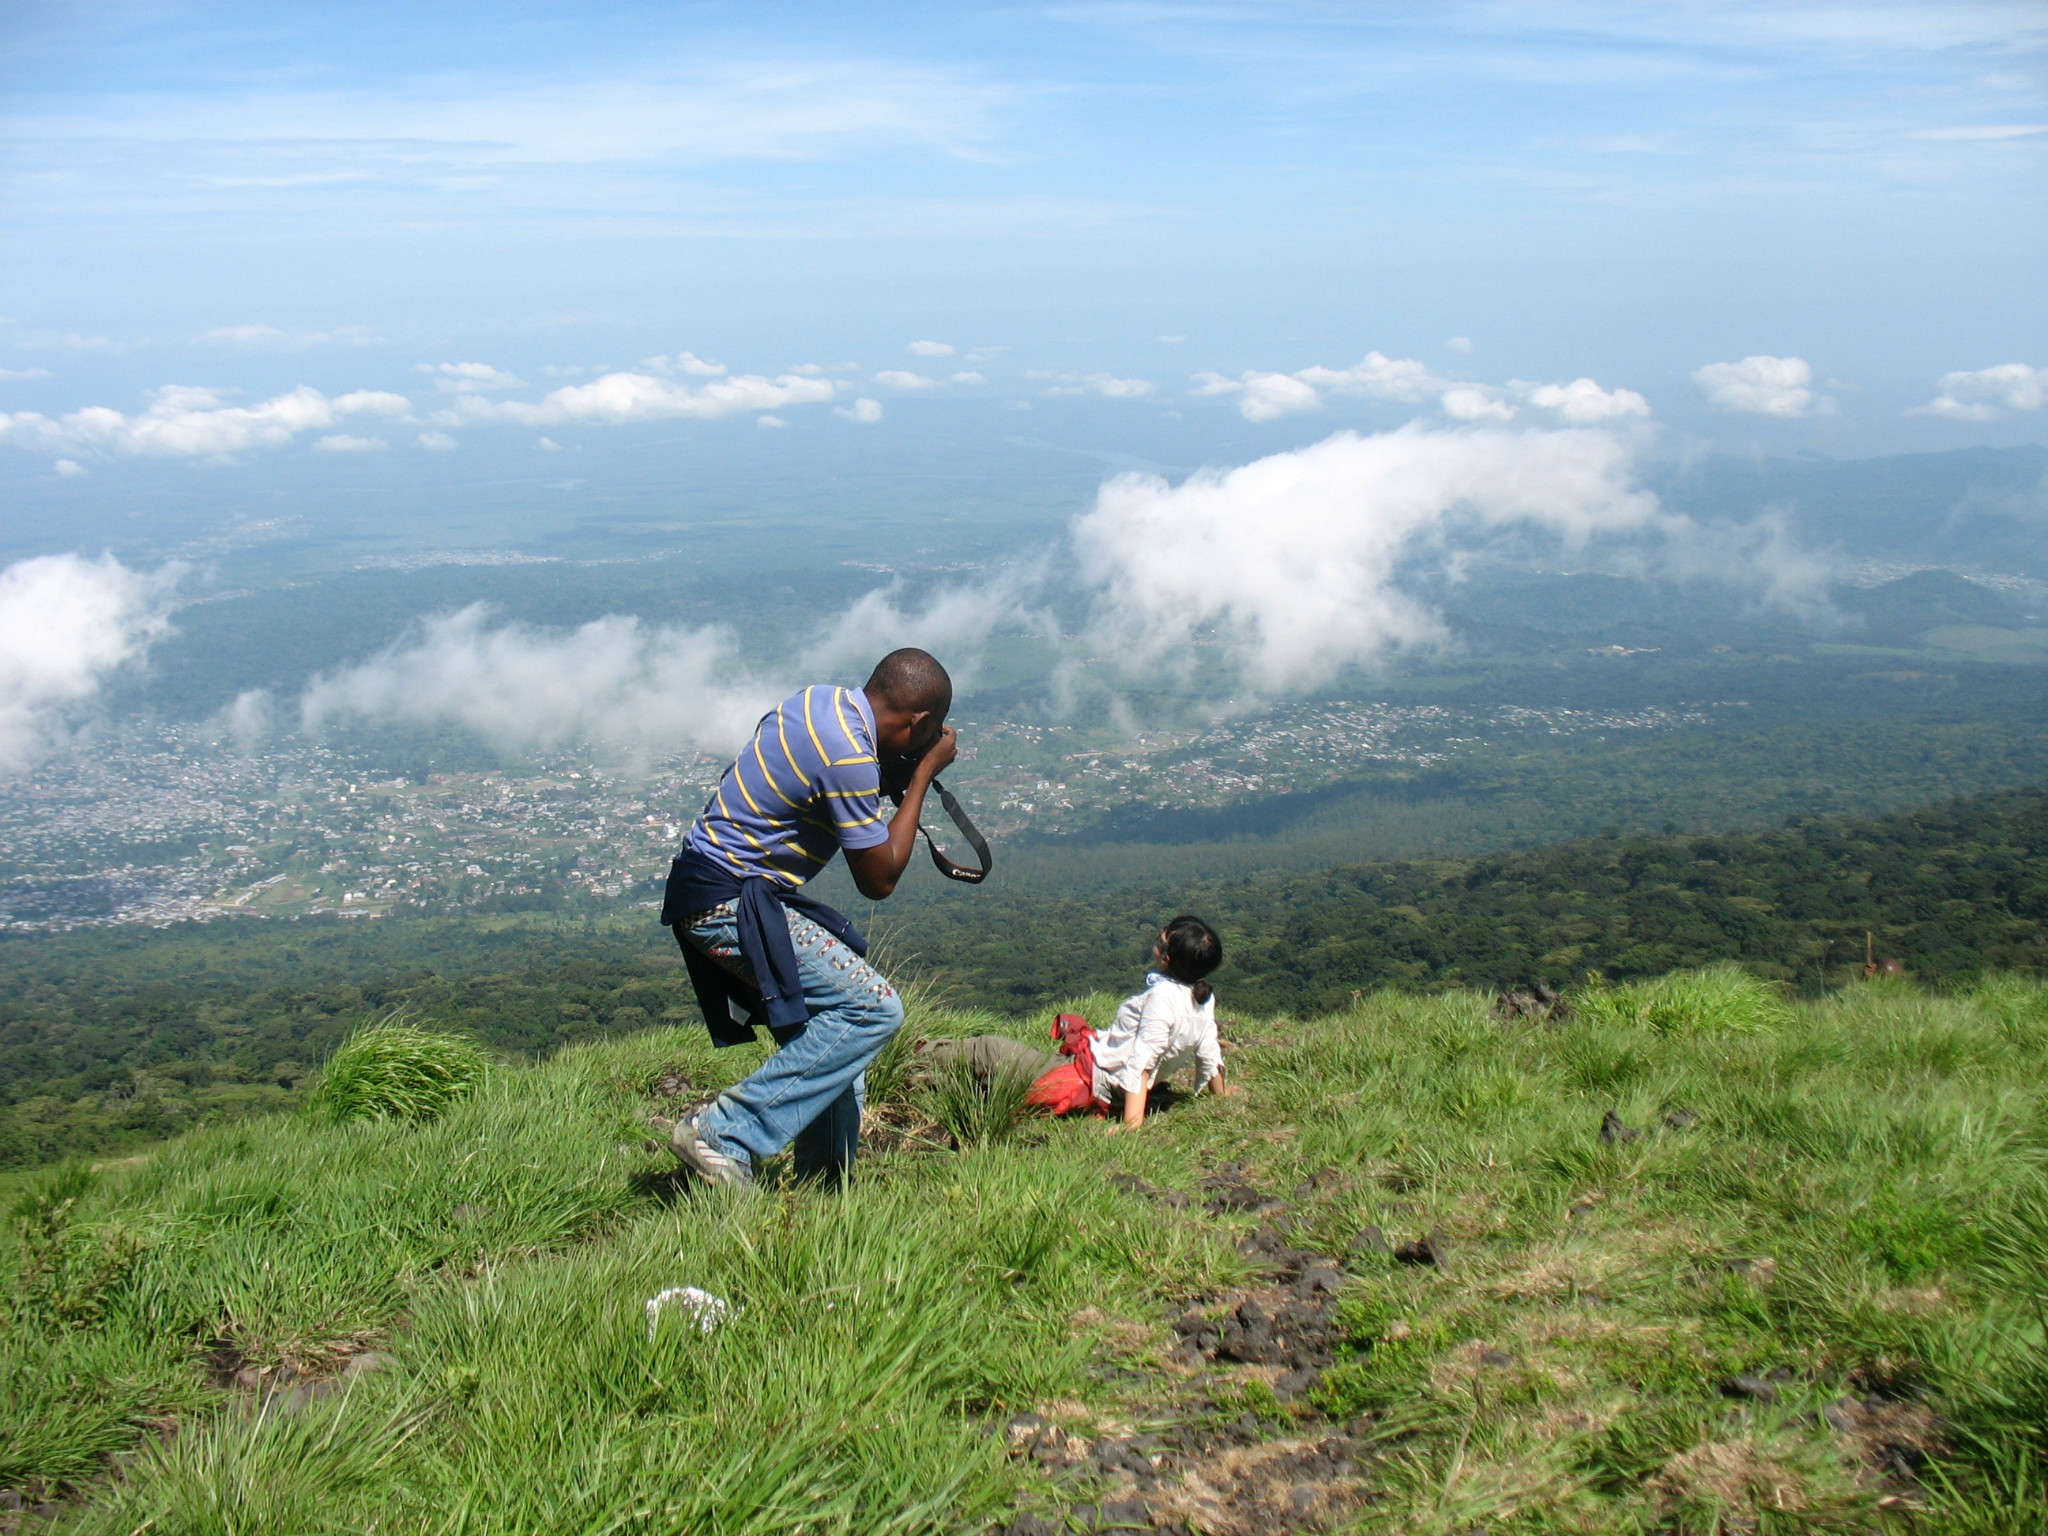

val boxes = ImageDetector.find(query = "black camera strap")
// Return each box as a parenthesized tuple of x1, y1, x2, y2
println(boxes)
(918, 778, 992, 883)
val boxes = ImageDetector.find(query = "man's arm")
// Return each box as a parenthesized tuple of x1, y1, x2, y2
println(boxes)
(843, 726, 958, 900)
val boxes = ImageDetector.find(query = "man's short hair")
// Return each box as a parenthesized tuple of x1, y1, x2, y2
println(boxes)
(866, 648, 952, 716)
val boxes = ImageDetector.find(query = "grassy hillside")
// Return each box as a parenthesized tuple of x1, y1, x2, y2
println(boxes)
(5, 972, 2044, 1534)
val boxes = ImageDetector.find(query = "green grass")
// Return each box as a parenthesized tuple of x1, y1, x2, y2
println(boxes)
(307, 1014, 491, 1124)
(3, 975, 2045, 1534)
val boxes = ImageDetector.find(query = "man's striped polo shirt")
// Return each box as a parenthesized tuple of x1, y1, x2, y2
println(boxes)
(682, 685, 888, 887)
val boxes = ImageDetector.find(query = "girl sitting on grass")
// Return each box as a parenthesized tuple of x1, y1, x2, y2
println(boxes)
(1093, 914, 1233, 1129)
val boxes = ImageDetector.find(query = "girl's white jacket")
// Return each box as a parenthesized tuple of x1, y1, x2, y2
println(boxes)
(1090, 972, 1224, 1103)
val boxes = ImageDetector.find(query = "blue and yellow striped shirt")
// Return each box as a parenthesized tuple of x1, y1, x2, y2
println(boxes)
(683, 686, 888, 887)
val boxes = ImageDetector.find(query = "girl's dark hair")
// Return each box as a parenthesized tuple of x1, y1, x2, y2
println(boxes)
(1161, 914, 1222, 1005)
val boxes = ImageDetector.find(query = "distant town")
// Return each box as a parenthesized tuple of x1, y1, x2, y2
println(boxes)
(0, 698, 1724, 932)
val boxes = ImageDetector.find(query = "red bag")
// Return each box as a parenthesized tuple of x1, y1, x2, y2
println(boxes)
(1025, 1012, 1105, 1117)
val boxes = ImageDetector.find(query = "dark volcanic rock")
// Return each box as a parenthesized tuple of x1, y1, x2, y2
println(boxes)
(1723, 1374, 1780, 1405)
(1347, 1225, 1393, 1263)
(1393, 1229, 1449, 1267)
(1599, 1109, 1640, 1145)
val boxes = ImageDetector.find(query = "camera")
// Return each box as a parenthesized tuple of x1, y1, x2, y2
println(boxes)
(878, 748, 924, 806)
(875, 748, 991, 884)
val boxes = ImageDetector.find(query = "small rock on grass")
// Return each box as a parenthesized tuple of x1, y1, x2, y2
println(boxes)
(1394, 1229, 1449, 1267)
(1599, 1109, 1640, 1145)
(1663, 1108, 1699, 1131)
(1295, 1262, 1343, 1297)
(1722, 1374, 1779, 1404)
(1347, 1225, 1392, 1262)
(1275, 1367, 1323, 1400)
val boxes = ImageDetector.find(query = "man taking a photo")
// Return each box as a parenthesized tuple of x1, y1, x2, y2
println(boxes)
(657, 647, 957, 1188)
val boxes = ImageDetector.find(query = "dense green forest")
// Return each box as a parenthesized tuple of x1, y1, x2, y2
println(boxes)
(2, 780, 2043, 1167)
(910, 783, 2048, 1012)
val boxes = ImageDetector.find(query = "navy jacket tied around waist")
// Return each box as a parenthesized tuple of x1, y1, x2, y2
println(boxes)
(660, 845, 868, 1045)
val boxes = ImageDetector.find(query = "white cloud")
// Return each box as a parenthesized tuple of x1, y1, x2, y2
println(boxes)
(73, 60, 1000, 168)
(1192, 370, 1324, 422)
(1911, 362, 2045, 420)
(1296, 352, 1450, 404)
(417, 431, 458, 450)
(434, 369, 836, 427)
(641, 352, 727, 377)
(0, 367, 53, 382)
(0, 554, 182, 774)
(835, 398, 884, 423)
(300, 605, 777, 762)
(417, 361, 527, 392)
(52, 458, 85, 477)
(0, 384, 412, 459)
(1447, 337, 1475, 354)
(1691, 355, 1833, 417)
(537, 436, 563, 450)
(1193, 354, 1651, 428)
(216, 688, 275, 753)
(1031, 371, 1156, 399)
(1157, 335, 1187, 345)
(200, 324, 379, 348)
(756, 414, 787, 429)
(1437, 386, 1516, 422)
(1912, 123, 2047, 141)
(314, 433, 386, 452)
(1071, 425, 1666, 690)
(907, 340, 955, 357)
(800, 576, 1030, 680)
(1197, 352, 1451, 422)
(948, 371, 987, 385)
(872, 370, 936, 390)
(1519, 377, 1652, 423)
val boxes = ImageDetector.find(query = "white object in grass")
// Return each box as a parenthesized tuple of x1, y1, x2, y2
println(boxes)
(646, 1286, 735, 1338)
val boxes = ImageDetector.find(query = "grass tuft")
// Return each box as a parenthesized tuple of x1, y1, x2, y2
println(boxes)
(917, 1053, 1037, 1150)
(307, 1013, 488, 1124)
(1577, 963, 1796, 1036)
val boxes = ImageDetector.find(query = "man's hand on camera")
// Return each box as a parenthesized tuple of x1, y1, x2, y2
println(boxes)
(917, 725, 959, 778)
(846, 724, 961, 901)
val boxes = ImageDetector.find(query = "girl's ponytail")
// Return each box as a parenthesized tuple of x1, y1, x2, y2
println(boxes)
(1162, 915, 1221, 1003)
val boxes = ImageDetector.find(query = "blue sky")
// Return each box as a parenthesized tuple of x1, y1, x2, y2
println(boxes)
(2, 0, 2045, 466)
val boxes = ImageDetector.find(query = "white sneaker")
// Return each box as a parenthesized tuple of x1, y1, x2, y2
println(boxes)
(670, 1112, 752, 1186)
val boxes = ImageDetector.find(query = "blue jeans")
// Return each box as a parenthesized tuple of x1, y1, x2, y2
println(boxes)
(676, 903, 904, 1186)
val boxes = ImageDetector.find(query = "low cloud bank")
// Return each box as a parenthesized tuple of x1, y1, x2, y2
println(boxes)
(1691, 356, 1832, 417)
(0, 385, 410, 458)
(1072, 424, 1667, 689)
(300, 607, 778, 760)
(1194, 353, 1648, 426)
(0, 554, 181, 773)
(3, 424, 1846, 767)
(290, 423, 1831, 754)
(1912, 363, 2044, 421)
(432, 370, 836, 429)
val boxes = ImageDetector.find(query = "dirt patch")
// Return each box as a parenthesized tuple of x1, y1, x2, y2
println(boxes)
(1822, 1395, 1943, 1489)
(993, 1166, 1385, 1534)
(1652, 1439, 1815, 1523)
(998, 1415, 1375, 1536)
(199, 1331, 390, 1414)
